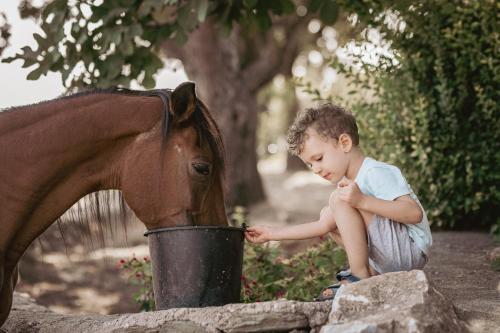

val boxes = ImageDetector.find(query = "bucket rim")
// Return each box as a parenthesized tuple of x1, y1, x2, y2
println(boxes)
(143, 225, 245, 237)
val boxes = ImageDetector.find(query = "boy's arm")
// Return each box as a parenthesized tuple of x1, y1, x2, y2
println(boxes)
(358, 195, 423, 224)
(245, 210, 334, 243)
(337, 179, 423, 224)
(271, 220, 332, 240)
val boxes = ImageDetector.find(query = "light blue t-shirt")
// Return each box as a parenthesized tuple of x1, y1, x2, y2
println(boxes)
(354, 157, 432, 255)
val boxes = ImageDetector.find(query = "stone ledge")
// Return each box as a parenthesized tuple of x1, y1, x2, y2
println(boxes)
(2, 271, 468, 333)
(3, 293, 331, 333)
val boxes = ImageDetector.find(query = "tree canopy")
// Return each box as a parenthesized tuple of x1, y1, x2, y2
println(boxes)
(2, 0, 347, 88)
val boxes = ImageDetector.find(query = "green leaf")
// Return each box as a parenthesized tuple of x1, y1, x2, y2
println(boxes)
(33, 33, 48, 49)
(70, 22, 81, 39)
(129, 24, 144, 37)
(280, 0, 295, 14)
(256, 12, 272, 30)
(320, 1, 338, 25)
(138, 1, 156, 18)
(26, 65, 45, 80)
(105, 54, 125, 79)
(2, 56, 19, 64)
(173, 29, 188, 45)
(307, 0, 324, 13)
(197, 0, 209, 22)
(243, 0, 258, 8)
(110, 28, 123, 45)
(120, 39, 134, 55)
(142, 72, 155, 89)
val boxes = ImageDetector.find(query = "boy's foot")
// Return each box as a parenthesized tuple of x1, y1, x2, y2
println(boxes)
(336, 268, 351, 280)
(314, 273, 361, 301)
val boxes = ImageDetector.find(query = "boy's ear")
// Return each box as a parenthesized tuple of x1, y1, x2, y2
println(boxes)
(338, 133, 353, 152)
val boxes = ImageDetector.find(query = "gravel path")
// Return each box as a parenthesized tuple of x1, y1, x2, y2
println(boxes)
(424, 232, 500, 333)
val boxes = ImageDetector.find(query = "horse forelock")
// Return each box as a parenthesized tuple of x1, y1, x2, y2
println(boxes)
(191, 100, 226, 221)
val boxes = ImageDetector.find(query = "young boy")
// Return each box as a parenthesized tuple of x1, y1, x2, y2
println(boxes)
(245, 104, 432, 301)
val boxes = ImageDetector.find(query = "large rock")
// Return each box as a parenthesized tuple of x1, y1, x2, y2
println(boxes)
(321, 270, 468, 333)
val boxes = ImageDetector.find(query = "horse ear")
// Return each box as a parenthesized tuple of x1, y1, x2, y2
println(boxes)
(170, 82, 197, 125)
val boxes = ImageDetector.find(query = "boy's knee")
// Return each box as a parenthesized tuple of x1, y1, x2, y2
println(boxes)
(328, 191, 338, 210)
(329, 191, 350, 212)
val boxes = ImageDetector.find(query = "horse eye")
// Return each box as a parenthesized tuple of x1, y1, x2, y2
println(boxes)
(193, 163, 210, 176)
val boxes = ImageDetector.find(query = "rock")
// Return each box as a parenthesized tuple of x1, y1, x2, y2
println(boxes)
(321, 270, 468, 333)
(2, 294, 331, 333)
(3, 271, 468, 333)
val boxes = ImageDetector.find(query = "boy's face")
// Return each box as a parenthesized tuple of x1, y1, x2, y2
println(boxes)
(298, 127, 351, 185)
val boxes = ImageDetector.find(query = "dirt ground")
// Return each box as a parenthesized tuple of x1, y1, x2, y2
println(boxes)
(15, 166, 500, 331)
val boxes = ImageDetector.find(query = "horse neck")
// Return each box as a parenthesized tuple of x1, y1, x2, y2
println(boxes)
(0, 93, 163, 264)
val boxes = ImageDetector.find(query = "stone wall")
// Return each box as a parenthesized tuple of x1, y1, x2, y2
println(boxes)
(2, 270, 468, 333)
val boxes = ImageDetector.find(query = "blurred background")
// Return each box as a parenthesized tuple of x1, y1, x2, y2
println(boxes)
(0, 0, 498, 315)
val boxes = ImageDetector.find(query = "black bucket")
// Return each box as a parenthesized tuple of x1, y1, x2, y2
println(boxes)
(144, 225, 245, 310)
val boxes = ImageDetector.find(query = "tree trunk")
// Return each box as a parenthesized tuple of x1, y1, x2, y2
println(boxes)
(162, 18, 312, 206)
(162, 24, 263, 206)
(285, 89, 307, 171)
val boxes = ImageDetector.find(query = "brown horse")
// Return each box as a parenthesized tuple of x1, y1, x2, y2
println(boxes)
(0, 82, 228, 326)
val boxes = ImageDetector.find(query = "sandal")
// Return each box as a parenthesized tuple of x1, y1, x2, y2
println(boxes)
(314, 273, 361, 301)
(336, 268, 351, 280)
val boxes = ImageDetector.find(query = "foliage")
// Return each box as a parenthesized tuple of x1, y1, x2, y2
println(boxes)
(2, 0, 338, 89)
(491, 220, 500, 243)
(242, 238, 346, 302)
(0, 12, 10, 56)
(492, 257, 500, 272)
(303, 0, 499, 228)
(119, 238, 346, 310)
(118, 255, 155, 312)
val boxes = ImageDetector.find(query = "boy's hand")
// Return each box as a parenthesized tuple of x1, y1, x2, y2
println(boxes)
(337, 178, 364, 208)
(245, 225, 275, 243)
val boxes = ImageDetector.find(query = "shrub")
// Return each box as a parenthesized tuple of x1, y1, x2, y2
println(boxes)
(242, 238, 346, 302)
(119, 237, 346, 310)
(314, 1, 499, 229)
(118, 256, 155, 312)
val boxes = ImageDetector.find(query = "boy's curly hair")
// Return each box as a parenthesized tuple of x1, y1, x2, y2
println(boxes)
(287, 103, 359, 156)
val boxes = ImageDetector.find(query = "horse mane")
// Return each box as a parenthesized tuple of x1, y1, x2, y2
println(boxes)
(15, 87, 227, 250)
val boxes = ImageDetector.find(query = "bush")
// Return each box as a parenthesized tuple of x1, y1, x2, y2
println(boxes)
(119, 238, 346, 310)
(118, 256, 155, 312)
(242, 238, 346, 302)
(327, 1, 499, 229)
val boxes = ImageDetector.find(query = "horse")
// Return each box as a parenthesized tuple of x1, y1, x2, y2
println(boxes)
(0, 82, 228, 326)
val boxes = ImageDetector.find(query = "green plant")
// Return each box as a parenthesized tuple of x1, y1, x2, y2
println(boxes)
(119, 237, 346, 310)
(301, 1, 499, 229)
(491, 221, 500, 243)
(491, 258, 500, 272)
(118, 255, 155, 311)
(241, 238, 346, 302)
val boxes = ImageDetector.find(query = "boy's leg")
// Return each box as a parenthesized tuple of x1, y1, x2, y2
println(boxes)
(319, 206, 344, 248)
(322, 202, 378, 276)
(330, 193, 371, 279)
(329, 229, 344, 248)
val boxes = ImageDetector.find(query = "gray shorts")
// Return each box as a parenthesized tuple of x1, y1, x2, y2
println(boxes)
(367, 215, 428, 274)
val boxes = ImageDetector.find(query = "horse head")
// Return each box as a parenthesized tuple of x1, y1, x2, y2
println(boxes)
(120, 82, 228, 230)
